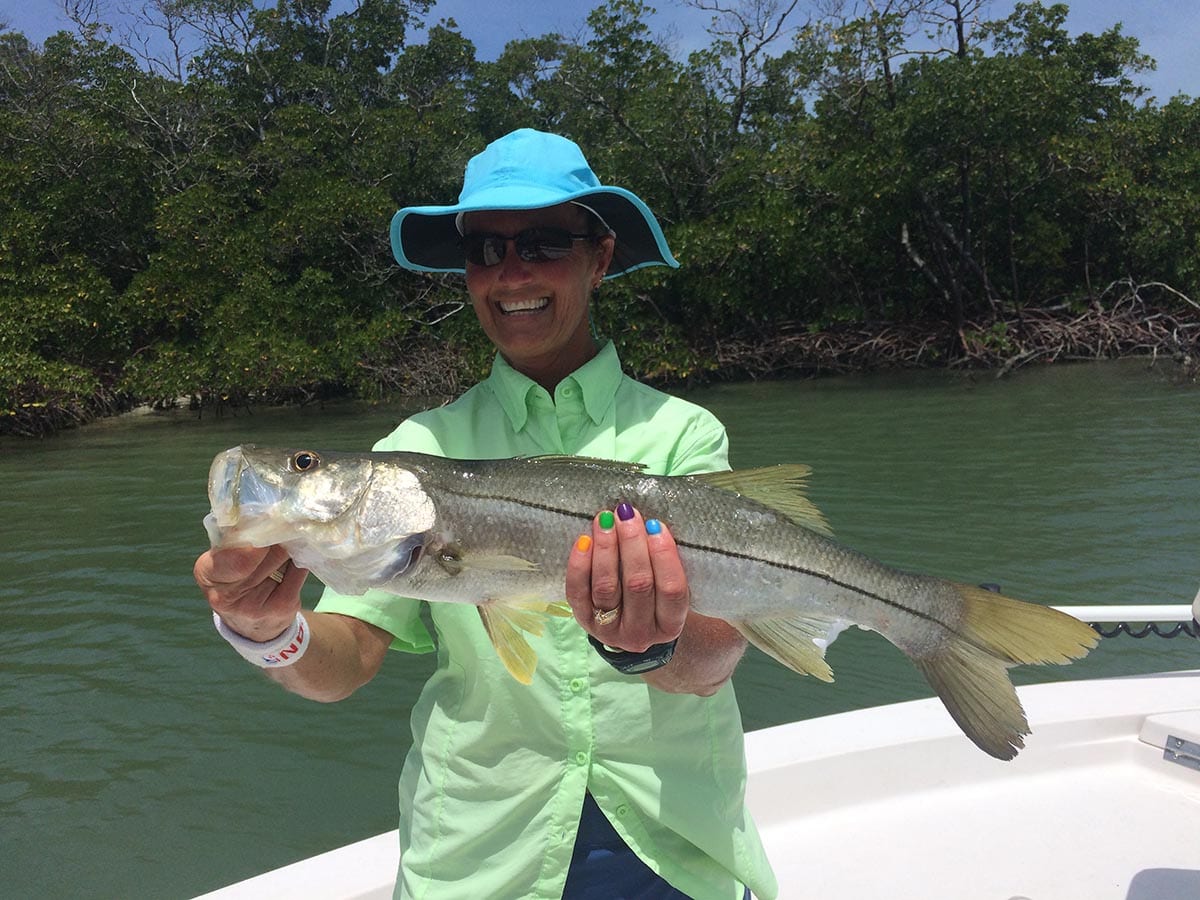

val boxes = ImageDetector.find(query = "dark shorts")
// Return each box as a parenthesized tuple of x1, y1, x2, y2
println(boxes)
(562, 793, 750, 900)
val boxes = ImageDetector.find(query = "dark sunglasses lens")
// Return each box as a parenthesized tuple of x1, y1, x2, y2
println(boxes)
(462, 235, 505, 267)
(462, 228, 583, 267)
(514, 229, 575, 262)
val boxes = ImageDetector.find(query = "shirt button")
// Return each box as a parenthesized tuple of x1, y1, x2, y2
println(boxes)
(574, 751, 589, 766)
(569, 678, 585, 693)
(616, 804, 630, 818)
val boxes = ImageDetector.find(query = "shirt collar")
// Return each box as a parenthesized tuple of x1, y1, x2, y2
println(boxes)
(567, 340, 622, 425)
(486, 341, 623, 432)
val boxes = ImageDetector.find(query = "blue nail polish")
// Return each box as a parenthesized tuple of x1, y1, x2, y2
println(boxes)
(645, 518, 662, 535)
(616, 502, 635, 522)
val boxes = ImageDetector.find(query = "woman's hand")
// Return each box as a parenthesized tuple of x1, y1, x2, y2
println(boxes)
(194, 545, 307, 642)
(565, 503, 748, 695)
(564, 503, 689, 652)
(195, 545, 391, 701)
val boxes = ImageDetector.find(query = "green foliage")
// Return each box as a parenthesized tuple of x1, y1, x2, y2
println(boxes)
(0, 350, 105, 437)
(2, 0, 1198, 436)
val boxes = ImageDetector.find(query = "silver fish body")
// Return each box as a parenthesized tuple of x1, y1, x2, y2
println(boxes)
(205, 445, 1097, 760)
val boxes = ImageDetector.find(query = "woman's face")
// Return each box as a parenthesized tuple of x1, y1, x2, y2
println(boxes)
(462, 204, 614, 390)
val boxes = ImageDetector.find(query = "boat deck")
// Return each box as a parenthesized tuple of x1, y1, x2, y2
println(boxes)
(746, 671, 1200, 900)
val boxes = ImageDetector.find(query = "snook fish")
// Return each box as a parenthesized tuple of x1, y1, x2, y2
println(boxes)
(204, 445, 1098, 760)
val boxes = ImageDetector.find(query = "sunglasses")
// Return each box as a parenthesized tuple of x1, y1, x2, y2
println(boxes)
(460, 227, 596, 267)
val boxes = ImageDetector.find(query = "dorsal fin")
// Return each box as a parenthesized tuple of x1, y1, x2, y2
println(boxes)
(696, 465, 832, 535)
(523, 455, 647, 475)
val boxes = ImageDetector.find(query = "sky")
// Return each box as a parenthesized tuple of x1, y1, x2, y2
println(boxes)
(4, 0, 1198, 103)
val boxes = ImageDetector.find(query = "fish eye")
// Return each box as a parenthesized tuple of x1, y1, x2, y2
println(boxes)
(290, 451, 321, 472)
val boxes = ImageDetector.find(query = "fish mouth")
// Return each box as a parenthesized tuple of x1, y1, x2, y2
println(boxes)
(498, 296, 549, 315)
(206, 446, 284, 530)
(207, 447, 245, 527)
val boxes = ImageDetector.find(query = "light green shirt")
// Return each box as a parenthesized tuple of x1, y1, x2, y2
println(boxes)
(316, 342, 777, 900)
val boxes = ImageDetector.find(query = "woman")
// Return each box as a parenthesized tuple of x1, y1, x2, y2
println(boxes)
(195, 129, 777, 900)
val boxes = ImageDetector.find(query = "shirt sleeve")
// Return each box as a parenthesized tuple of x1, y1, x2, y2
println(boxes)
(663, 409, 730, 477)
(311, 418, 446, 654)
(315, 587, 435, 654)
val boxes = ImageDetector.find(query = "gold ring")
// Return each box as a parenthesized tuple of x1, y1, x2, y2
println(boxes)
(267, 561, 289, 584)
(592, 606, 620, 626)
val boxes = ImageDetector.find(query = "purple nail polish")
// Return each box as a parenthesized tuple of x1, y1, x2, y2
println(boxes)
(616, 502, 635, 522)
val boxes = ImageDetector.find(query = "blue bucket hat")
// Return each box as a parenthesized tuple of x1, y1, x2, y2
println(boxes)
(390, 129, 679, 279)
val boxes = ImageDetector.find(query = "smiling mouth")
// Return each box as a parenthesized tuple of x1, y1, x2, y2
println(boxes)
(499, 297, 550, 315)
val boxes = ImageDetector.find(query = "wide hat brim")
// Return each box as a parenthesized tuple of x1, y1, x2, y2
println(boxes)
(391, 186, 678, 279)
(390, 129, 679, 279)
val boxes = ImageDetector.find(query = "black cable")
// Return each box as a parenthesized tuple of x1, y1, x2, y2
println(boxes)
(1092, 619, 1200, 639)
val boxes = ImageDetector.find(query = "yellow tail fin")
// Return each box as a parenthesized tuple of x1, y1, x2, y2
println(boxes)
(915, 584, 1099, 760)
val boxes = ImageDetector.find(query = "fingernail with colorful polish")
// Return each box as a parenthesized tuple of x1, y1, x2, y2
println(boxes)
(645, 518, 662, 536)
(598, 511, 615, 531)
(616, 502, 635, 522)
(575, 534, 593, 553)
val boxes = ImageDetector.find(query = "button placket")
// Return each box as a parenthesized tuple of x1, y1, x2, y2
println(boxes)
(561, 628, 595, 778)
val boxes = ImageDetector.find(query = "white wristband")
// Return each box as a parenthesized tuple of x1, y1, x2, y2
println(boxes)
(213, 611, 310, 668)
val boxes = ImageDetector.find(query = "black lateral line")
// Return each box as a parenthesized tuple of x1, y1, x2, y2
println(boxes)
(673, 537, 952, 630)
(445, 487, 955, 634)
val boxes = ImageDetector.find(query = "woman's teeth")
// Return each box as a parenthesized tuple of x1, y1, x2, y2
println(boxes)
(499, 297, 549, 315)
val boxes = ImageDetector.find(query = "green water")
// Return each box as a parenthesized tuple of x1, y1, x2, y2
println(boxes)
(3, 359, 1198, 898)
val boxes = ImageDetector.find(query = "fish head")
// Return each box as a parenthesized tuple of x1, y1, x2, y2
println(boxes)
(205, 445, 438, 594)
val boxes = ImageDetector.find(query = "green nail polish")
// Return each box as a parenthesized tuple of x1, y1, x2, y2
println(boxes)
(598, 511, 615, 530)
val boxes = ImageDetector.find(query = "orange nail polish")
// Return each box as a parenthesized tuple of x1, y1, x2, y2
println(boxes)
(575, 534, 592, 553)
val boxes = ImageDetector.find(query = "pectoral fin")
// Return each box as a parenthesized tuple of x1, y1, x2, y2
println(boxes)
(436, 543, 541, 577)
(477, 598, 572, 684)
(466, 554, 541, 573)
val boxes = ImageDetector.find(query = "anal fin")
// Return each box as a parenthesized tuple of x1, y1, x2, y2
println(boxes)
(735, 615, 844, 683)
